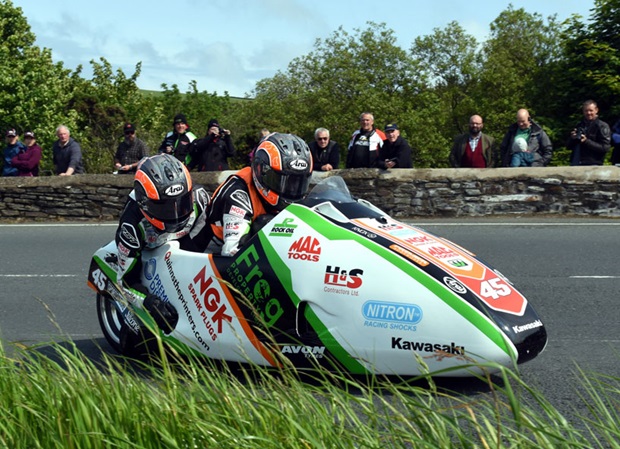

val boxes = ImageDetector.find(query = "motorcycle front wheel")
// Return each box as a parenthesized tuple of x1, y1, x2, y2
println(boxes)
(97, 293, 157, 357)
(96, 293, 124, 353)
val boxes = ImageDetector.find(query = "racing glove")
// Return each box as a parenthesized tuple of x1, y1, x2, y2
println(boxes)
(143, 294, 178, 335)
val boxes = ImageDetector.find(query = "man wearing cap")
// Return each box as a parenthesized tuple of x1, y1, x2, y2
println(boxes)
(53, 125, 85, 175)
(10, 131, 42, 176)
(114, 123, 150, 174)
(186, 118, 235, 172)
(158, 113, 197, 163)
(2, 129, 26, 176)
(378, 123, 413, 169)
(346, 112, 386, 168)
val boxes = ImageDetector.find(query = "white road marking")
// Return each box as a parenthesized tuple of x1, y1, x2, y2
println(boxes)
(569, 276, 620, 279)
(0, 274, 77, 277)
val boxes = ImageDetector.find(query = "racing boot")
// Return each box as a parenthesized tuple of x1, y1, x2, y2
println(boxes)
(143, 294, 179, 335)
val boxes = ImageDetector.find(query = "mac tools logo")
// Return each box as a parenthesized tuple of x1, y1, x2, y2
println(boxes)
(288, 236, 321, 262)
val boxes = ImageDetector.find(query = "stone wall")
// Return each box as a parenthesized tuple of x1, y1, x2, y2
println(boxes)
(1, 166, 619, 222)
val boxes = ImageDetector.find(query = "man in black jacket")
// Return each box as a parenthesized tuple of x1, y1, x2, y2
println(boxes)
(378, 123, 412, 169)
(499, 109, 553, 167)
(308, 127, 340, 171)
(568, 100, 611, 166)
(187, 118, 236, 171)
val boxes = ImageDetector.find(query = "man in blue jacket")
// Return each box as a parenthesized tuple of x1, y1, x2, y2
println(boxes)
(2, 129, 25, 177)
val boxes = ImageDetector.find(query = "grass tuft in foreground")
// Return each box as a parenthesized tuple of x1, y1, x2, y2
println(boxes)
(0, 339, 617, 449)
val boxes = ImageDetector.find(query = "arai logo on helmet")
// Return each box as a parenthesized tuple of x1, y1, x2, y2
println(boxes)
(165, 184, 185, 196)
(289, 159, 308, 171)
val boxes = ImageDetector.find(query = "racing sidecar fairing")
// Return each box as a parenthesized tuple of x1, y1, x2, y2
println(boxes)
(88, 176, 547, 377)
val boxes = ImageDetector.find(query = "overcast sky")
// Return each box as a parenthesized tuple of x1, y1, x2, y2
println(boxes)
(16, 0, 593, 97)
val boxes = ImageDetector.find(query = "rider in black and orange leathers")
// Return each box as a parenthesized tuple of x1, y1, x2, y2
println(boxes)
(203, 132, 313, 257)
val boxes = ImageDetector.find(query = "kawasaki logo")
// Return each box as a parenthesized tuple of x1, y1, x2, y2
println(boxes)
(512, 319, 543, 334)
(391, 337, 465, 355)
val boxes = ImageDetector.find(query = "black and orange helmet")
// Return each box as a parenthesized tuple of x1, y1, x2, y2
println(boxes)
(251, 133, 313, 212)
(134, 154, 194, 233)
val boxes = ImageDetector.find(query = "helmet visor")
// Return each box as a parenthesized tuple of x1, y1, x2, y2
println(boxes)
(262, 169, 311, 200)
(145, 191, 194, 222)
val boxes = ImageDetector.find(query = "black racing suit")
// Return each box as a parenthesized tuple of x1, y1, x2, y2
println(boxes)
(115, 186, 211, 292)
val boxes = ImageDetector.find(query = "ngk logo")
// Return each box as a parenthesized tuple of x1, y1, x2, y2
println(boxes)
(288, 236, 321, 262)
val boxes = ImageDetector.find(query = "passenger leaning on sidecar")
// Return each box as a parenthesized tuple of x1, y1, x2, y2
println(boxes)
(115, 153, 211, 334)
(204, 132, 313, 257)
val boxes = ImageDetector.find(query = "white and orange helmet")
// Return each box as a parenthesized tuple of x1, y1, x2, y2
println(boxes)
(251, 133, 313, 212)
(134, 154, 194, 233)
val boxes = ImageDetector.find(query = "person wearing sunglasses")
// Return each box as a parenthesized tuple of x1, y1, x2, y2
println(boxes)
(308, 127, 340, 171)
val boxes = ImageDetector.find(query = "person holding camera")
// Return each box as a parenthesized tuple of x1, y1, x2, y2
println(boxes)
(568, 100, 611, 166)
(186, 118, 236, 172)
(158, 113, 197, 163)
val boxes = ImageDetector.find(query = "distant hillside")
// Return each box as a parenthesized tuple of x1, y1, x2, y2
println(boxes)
(139, 89, 252, 102)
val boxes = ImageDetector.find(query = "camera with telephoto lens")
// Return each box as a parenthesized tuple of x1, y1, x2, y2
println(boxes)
(218, 126, 226, 138)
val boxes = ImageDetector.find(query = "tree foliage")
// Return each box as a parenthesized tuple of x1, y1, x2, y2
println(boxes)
(1, 0, 619, 174)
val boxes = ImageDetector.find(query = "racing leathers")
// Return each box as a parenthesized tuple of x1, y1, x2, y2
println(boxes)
(205, 166, 269, 257)
(115, 186, 211, 332)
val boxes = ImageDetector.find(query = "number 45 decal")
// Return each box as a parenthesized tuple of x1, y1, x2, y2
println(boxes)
(480, 277, 511, 300)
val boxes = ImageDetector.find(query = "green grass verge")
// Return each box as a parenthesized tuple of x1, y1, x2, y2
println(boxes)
(0, 338, 617, 449)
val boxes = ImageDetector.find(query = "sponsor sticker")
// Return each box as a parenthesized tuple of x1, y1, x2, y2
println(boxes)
(269, 217, 297, 237)
(288, 236, 321, 262)
(144, 258, 157, 281)
(164, 184, 185, 196)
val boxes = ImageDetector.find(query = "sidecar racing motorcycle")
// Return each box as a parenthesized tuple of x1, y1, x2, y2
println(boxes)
(87, 176, 547, 376)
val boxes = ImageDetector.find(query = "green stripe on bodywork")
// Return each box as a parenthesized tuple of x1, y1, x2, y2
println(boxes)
(283, 204, 513, 359)
(258, 230, 369, 373)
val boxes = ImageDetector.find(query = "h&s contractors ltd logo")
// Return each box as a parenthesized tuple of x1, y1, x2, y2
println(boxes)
(324, 266, 363, 295)
(288, 236, 321, 262)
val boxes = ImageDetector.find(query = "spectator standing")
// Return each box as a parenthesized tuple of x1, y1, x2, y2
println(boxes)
(158, 113, 197, 163)
(346, 112, 385, 168)
(377, 123, 413, 169)
(248, 128, 271, 165)
(500, 109, 553, 167)
(568, 100, 611, 166)
(11, 131, 42, 176)
(2, 128, 25, 176)
(309, 127, 340, 171)
(449, 115, 496, 168)
(187, 118, 235, 171)
(611, 118, 620, 165)
(52, 125, 85, 175)
(114, 123, 150, 174)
